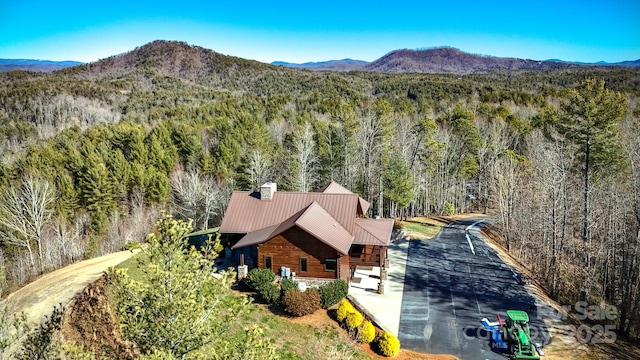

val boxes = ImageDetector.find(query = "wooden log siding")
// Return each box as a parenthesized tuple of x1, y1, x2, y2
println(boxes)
(257, 226, 344, 279)
(349, 245, 384, 267)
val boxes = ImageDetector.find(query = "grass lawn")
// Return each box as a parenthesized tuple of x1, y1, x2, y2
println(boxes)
(114, 250, 148, 282)
(114, 252, 376, 359)
(399, 217, 447, 239)
(234, 304, 373, 360)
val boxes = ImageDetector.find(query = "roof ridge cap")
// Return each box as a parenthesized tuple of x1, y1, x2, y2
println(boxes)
(297, 201, 328, 223)
(263, 205, 313, 240)
(295, 202, 354, 254)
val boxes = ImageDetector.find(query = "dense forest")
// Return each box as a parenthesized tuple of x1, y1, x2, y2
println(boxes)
(1, 40, 640, 339)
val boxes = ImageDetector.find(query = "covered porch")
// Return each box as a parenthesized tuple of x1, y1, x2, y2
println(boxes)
(348, 244, 390, 294)
(349, 244, 387, 267)
(348, 218, 394, 294)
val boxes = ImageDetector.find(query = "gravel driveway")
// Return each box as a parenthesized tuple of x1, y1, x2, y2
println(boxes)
(2, 249, 139, 326)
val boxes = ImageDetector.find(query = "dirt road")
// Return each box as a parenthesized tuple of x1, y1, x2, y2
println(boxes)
(1, 249, 139, 326)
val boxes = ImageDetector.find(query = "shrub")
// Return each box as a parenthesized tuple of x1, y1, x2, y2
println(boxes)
(375, 331, 400, 357)
(358, 320, 376, 344)
(318, 279, 348, 308)
(282, 288, 321, 317)
(260, 283, 281, 304)
(443, 201, 455, 216)
(279, 278, 298, 297)
(124, 241, 140, 251)
(345, 310, 363, 330)
(245, 268, 275, 291)
(336, 299, 355, 323)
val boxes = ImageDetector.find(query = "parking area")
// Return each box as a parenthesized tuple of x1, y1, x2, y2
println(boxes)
(397, 219, 549, 359)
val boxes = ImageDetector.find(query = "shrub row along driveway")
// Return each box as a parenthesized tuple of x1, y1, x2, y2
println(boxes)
(398, 218, 549, 360)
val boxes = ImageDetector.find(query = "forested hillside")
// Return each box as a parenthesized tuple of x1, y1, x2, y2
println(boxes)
(1, 40, 640, 339)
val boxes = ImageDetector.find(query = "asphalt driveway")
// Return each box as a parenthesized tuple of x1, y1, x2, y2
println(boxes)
(397, 218, 549, 359)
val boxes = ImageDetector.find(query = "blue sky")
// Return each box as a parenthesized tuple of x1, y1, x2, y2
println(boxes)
(1, 0, 638, 63)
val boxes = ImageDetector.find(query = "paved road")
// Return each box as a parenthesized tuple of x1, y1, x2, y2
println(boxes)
(398, 218, 549, 360)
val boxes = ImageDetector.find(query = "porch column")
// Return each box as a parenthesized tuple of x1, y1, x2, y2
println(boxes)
(384, 246, 390, 268)
(338, 254, 350, 281)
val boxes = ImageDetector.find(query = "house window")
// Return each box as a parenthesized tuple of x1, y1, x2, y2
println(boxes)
(300, 257, 308, 272)
(324, 259, 337, 272)
(264, 255, 272, 271)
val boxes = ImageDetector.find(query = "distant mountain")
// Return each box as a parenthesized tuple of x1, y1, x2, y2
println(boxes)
(59, 40, 271, 80)
(274, 53, 640, 74)
(545, 58, 640, 67)
(272, 59, 368, 71)
(0, 59, 83, 73)
(615, 59, 640, 67)
(13, 41, 638, 78)
(363, 47, 580, 74)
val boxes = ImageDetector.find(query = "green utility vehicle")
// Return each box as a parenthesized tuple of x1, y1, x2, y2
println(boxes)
(503, 310, 540, 359)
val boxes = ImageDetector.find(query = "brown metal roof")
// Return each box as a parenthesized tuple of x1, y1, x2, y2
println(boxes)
(353, 218, 394, 246)
(295, 202, 353, 255)
(317, 181, 354, 194)
(230, 202, 353, 255)
(230, 223, 280, 249)
(230, 206, 307, 250)
(219, 191, 359, 234)
(317, 181, 370, 215)
(357, 198, 371, 215)
(221, 182, 391, 254)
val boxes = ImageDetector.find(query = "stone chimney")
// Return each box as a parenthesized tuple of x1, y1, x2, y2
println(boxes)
(260, 182, 277, 200)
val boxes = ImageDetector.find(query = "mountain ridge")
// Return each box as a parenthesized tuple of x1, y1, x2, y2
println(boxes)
(3, 41, 639, 76)
(273, 47, 640, 74)
(56, 40, 272, 80)
(0, 59, 83, 73)
(362, 47, 573, 74)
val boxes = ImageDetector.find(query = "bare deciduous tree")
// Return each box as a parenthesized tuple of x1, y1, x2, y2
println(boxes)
(50, 213, 88, 266)
(292, 123, 318, 192)
(0, 175, 55, 274)
(171, 169, 226, 230)
(245, 150, 272, 191)
(354, 104, 391, 216)
(491, 151, 523, 252)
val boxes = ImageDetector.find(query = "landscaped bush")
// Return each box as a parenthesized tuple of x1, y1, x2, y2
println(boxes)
(358, 320, 376, 344)
(345, 310, 363, 330)
(336, 299, 355, 323)
(318, 279, 348, 308)
(260, 282, 281, 304)
(245, 268, 275, 291)
(279, 278, 298, 297)
(374, 331, 400, 357)
(282, 288, 321, 317)
(443, 201, 455, 216)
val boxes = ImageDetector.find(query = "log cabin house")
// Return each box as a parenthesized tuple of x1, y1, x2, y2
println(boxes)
(219, 182, 393, 286)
